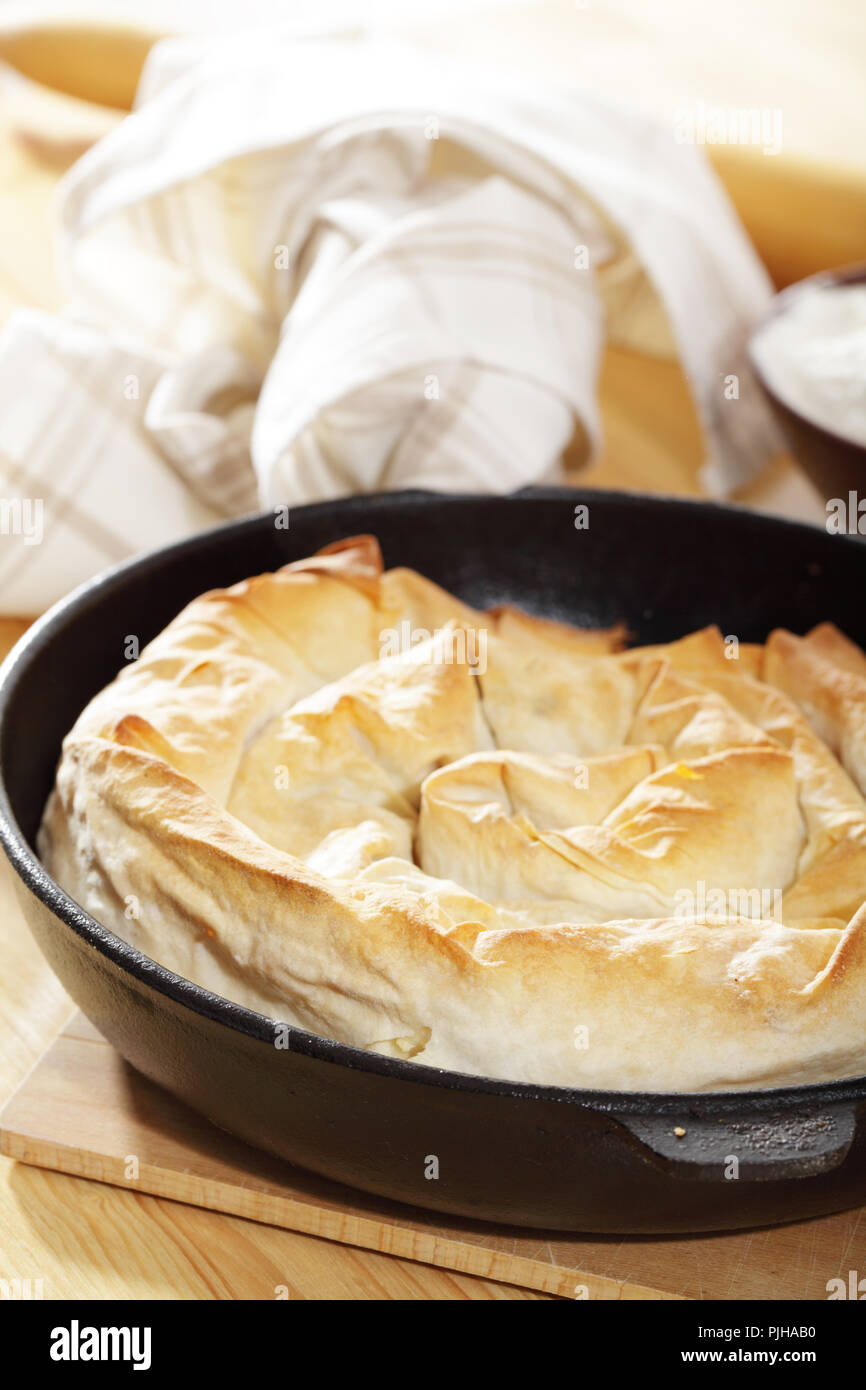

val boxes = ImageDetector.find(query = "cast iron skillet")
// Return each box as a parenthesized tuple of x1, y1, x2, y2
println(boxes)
(1, 488, 865, 1234)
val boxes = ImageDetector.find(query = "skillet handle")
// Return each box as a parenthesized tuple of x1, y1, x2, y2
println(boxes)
(612, 1101, 858, 1183)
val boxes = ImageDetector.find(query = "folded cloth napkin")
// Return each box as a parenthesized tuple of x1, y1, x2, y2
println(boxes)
(0, 30, 780, 615)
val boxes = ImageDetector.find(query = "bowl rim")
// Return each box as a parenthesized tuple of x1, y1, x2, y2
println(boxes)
(749, 260, 866, 462)
(2, 486, 866, 1117)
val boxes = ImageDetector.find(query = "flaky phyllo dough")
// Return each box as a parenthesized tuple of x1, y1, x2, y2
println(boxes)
(39, 538, 866, 1090)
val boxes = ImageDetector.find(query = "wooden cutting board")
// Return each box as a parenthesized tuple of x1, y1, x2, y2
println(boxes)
(2, 1012, 864, 1301)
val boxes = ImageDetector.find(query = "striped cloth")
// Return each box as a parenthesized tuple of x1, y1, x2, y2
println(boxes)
(0, 30, 780, 615)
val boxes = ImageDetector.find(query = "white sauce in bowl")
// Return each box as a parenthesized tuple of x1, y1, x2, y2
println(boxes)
(751, 282, 866, 446)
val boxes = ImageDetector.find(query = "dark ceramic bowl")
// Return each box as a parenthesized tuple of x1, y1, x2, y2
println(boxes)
(750, 262, 866, 503)
(2, 488, 866, 1233)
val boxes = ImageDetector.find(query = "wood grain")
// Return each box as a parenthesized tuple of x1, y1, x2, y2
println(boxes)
(3, 1013, 866, 1302)
(1, 1017, 629, 1300)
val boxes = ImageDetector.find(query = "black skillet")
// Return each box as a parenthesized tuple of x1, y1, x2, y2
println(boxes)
(1, 487, 865, 1234)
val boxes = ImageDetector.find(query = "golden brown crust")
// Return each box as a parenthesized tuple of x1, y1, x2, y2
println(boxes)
(765, 625, 866, 795)
(38, 540, 866, 1091)
(488, 604, 628, 656)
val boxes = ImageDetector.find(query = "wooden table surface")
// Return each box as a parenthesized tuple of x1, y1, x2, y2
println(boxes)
(0, 2, 862, 1299)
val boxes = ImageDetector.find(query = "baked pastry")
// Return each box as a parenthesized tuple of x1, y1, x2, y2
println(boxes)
(39, 537, 866, 1091)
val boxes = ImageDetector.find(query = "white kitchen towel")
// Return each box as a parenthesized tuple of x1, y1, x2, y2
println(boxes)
(0, 29, 780, 615)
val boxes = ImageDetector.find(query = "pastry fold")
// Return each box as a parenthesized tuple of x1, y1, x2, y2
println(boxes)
(39, 537, 866, 1091)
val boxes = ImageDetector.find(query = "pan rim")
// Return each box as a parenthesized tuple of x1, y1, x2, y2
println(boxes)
(2, 485, 865, 1116)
